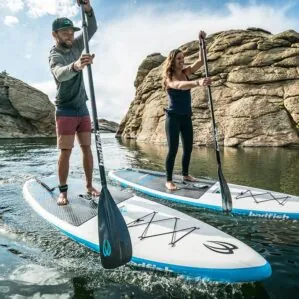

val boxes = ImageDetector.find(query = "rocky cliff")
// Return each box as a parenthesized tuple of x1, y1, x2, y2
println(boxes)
(117, 28, 299, 147)
(0, 74, 56, 138)
(0, 74, 119, 138)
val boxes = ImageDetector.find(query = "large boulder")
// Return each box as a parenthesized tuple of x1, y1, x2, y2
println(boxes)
(0, 74, 55, 138)
(117, 29, 299, 147)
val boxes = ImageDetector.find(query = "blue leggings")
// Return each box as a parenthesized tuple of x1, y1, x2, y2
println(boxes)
(165, 114, 193, 181)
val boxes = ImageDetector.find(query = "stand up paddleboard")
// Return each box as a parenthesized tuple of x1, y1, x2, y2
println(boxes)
(23, 176, 271, 283)
(108, 168, 299, 220)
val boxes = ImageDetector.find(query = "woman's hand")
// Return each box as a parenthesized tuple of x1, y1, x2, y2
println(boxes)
(199, 30, 207, 39)
(197, 77, 211, 87)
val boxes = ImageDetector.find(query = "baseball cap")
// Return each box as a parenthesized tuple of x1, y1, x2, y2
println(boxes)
(52, 17, 80, 32)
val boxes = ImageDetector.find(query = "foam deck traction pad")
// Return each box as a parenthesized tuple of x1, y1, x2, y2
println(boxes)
(115, 168, 214, 199)
(29, 179, 133, 226)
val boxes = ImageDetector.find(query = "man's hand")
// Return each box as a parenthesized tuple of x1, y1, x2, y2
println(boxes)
(73, 53, 95, 71)
(77, 0, 92, 13)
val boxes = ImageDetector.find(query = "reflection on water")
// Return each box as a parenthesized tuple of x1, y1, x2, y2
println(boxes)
(0, 134, 298, 298)
(117, 138, 299, 195)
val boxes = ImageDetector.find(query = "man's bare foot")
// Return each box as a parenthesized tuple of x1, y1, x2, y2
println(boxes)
(57, 192, 69, 206)
(87, 186, 100, 197)
(165, 181, 179, 191)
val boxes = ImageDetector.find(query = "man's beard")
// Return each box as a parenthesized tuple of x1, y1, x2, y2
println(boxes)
(58, 39, 72, 49)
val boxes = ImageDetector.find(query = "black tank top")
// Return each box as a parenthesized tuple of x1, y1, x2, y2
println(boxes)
(166, 88, 192, 116)
(166, 75, 192, 116)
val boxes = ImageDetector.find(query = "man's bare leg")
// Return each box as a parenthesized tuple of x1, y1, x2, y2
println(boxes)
(57, 149, 72, 205)
(81, 145, 100, 196)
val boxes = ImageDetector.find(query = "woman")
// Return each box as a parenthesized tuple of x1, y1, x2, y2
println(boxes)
(162, 31, 211, 191)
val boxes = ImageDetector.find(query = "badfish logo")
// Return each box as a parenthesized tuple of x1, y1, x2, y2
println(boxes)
(102, 239, 112, 257)
(249, 211, 289, 220)
(203, 241, 238, 254)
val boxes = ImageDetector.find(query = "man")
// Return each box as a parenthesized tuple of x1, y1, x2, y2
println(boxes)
(49, 0, 99, 205)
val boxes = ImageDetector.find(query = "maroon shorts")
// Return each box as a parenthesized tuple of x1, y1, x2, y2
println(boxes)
(56, 115, 91, 149)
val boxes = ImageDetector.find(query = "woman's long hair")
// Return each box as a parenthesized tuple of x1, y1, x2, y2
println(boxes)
(162, 49, 182, 89)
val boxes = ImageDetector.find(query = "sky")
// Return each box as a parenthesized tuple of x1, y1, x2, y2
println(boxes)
(0, 0, 299, 122)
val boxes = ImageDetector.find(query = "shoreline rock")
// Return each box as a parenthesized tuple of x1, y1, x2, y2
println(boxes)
(0, 74, 56, 139)
(0, 74, 119, 138)
(92, 119, 119, 133)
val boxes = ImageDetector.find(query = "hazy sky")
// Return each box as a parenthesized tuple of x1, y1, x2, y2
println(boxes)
(1, 0, 298, 121)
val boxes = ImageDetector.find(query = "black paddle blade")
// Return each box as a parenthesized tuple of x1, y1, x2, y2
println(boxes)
(98, 186, 132, 269)
(218, 166, 232, 214)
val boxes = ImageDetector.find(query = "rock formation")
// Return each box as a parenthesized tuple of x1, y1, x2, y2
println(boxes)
(0, 73, 119, 138)
(117, 29, 299, 147)
(92, 119, 119, 133)
(0, 74, 56, 138)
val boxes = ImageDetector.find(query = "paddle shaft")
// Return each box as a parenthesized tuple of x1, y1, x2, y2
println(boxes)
(200, 37, 232, 213)
(199, 38, 221, 163)
(79, 3, 107, 187)
(77, 2, 133, 269)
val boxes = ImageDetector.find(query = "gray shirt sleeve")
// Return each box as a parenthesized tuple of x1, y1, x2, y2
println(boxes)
(49, 53, 77, 83)
(49, 10, 98, 83)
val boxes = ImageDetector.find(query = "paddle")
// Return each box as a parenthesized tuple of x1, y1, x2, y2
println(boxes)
(199, 37, 232, 214)
(78, 1, 132, 268)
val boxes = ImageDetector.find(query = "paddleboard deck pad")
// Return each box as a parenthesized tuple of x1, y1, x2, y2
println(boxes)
(23, 176, 271, 282)
(108, 168, 299, 220)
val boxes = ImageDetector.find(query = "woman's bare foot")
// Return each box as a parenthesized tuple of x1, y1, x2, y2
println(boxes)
(87, 186, 100, 197)
(165, 181, 178, 191)
(57, 192, 69, 205)
(183, 175, 198, 182)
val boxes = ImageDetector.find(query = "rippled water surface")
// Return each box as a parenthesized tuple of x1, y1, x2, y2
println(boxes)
(0, 135, 298, 298)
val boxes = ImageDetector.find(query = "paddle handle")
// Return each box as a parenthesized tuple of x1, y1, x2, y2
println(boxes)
(80, 4, 107, 187)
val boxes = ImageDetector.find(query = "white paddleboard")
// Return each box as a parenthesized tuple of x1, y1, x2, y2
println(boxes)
(108, 168, 299, 220)
(23, 176, 271, 282)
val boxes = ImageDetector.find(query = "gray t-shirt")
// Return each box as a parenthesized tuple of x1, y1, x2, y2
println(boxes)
(49, 11, 97, 109)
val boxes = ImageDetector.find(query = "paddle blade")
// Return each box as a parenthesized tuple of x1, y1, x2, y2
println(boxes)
(98, 186, 132, 269)
(218, 166, 232, 214)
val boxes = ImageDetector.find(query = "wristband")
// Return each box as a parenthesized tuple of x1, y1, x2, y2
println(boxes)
(71, 62, 80, 73)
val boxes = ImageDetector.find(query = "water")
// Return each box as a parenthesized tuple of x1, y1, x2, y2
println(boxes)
(0, 134, 298, 298)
